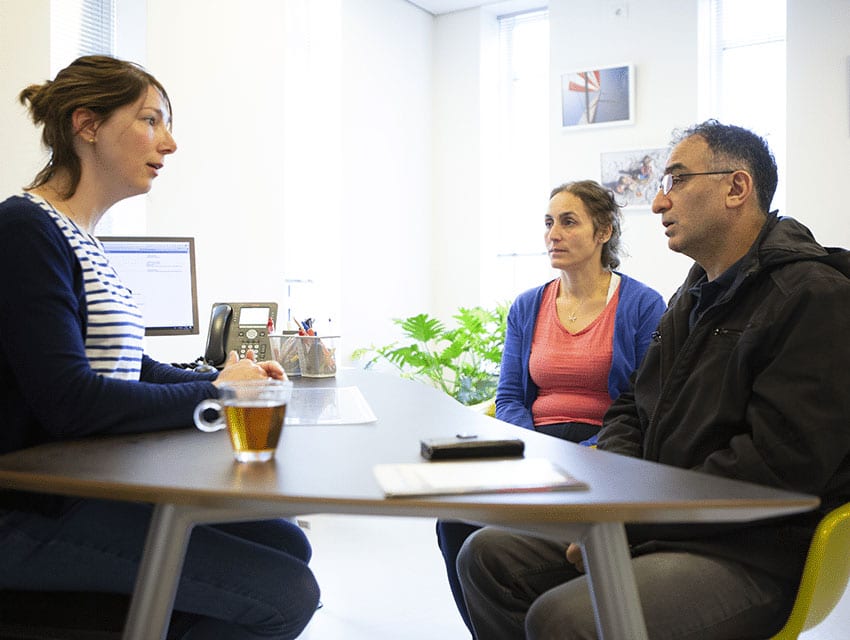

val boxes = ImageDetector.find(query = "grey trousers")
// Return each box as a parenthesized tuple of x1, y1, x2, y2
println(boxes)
(456, 527, 792, 640)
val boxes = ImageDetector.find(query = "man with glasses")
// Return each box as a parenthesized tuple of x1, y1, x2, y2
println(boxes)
(454, 120, 850, 639)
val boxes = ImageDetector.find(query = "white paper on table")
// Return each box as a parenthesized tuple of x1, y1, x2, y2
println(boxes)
(286, 386, 377, 425)
(374, 458, 588, 498)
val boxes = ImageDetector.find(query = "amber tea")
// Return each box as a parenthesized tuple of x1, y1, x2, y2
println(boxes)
(224, 403, 287, 462)
(193, 380, 293, 462)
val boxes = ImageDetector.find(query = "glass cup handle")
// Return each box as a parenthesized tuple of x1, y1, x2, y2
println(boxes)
(193, 399, 225, 432)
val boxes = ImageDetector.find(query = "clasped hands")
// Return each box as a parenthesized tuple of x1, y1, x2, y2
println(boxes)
(212, 350, 285, 387)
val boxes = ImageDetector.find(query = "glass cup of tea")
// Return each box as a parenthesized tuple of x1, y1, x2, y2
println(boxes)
(193, 379, 293, 462)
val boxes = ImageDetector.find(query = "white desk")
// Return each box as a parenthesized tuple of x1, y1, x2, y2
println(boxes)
(0, 370, 818, 640)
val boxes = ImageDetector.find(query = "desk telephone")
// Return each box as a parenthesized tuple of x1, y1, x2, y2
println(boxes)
(203, 302, 278, 368)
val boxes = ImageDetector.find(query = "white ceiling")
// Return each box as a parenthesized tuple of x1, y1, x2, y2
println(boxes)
(407, 0, 505, 15)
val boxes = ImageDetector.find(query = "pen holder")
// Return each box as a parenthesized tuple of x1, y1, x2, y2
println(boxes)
(295, 335, 339, 378)
(268, 333, 302, 377)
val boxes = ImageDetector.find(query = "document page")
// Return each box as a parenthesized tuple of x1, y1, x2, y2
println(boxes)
(286, 386, 377, 425)
(374, 458, 588, 498)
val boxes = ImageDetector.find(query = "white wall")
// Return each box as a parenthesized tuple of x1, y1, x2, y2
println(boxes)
(429, 0, 700, 307)
(431, 8, 488, 319)
(786, 0, 850, 251)
(545, 0, 850, 301)
(0, 0, 51, 199)
(140, 0, 434, 362)
(338, 0, 434, 352)
(0, 0, 435, 364)
(430, 0, 850, 306)
(2, 0, 849, 359)
(138, 0, 291, 361)
(546, 0, 697, 301)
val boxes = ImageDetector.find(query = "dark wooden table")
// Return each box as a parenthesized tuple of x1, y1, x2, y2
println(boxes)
(0, 369, 818, 640)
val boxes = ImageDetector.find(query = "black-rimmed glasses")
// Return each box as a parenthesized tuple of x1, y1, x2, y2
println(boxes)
(658, 171, 736, 196)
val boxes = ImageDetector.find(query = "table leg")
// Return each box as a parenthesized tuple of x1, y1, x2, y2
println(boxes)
(122, 503, 195, 640)
(582, 522, 648, 640)
(122, 503, 300, 640)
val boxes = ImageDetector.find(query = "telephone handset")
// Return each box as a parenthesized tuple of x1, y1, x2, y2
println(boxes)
(203, 302, 278, 368)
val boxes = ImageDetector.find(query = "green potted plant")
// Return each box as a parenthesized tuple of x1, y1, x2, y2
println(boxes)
(352, 304, 509, 407)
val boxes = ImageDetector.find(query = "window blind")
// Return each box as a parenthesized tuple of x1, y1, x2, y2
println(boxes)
(51, 0, 115, 75)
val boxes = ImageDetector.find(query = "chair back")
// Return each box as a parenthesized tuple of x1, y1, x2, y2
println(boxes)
(770, 501, 850, 639)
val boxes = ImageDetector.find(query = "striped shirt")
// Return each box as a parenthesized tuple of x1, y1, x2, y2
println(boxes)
(27, 194, 144, 380)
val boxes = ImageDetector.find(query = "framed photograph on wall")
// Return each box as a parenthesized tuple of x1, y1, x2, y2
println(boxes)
(561, 64, 634, 129)
(600, 147, 668, 210)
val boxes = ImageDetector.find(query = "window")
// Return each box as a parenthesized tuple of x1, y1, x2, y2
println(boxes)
(484, 8, 551, 305)
(700, 0, 786, 211)
(51, 0, 115, 75)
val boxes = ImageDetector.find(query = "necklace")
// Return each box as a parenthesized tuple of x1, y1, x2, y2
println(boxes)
(556, 294, 584, 323)
(556, 275, 611, 324)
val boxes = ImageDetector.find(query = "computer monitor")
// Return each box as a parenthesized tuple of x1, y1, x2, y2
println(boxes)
(98, 236, 199, 336)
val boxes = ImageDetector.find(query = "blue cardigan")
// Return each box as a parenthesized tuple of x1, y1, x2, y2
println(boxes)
(495, 273, 665, 431)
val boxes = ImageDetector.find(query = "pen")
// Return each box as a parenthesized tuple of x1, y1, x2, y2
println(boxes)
(292, 317, 315, 336)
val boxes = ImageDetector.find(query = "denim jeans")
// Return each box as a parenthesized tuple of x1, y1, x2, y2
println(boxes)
(457, 527, 792, 640)
(0, 498, 320, 639)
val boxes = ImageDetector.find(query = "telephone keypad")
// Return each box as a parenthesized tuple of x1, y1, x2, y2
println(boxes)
(239, 329, 266, 360)
(238, 338, 267, 360)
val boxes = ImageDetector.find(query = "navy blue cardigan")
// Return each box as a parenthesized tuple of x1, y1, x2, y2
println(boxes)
(0, 195, 218, 461)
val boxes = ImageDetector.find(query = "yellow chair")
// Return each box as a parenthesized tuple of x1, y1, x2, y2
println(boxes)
(769, 501, 850, 639)
(469, 398, 496, 417)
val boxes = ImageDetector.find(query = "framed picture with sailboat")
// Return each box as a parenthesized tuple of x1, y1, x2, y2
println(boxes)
(560, 64, 634, 129)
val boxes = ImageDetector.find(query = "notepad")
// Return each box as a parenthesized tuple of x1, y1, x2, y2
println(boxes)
(373, 458, 588, 498)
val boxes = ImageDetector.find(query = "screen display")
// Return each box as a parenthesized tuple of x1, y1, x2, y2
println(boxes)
(99, 236, 199, 336)
(238, 306, 271, 326)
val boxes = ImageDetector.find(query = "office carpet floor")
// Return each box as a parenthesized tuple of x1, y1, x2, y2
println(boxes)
(296, 514, 850, 640)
